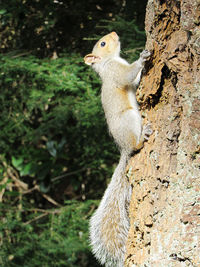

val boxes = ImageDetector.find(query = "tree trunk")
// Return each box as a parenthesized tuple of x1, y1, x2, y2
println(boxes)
(126, 0, 200, 266)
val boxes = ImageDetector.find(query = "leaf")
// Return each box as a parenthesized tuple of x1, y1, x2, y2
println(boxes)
(20, 163, 33, 176)
(0, 9, 7, 15)
(11, 156, 23, 169)
(39, 182, 51, 193)
(46, 141, 57, 157)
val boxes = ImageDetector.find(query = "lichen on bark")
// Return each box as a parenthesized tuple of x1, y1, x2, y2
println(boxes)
(125, 0, 200, 266)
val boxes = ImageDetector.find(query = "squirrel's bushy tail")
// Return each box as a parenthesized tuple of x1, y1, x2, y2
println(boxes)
(90, 150, 132, 267)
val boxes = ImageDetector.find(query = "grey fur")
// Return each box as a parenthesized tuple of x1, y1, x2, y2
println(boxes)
(84, 32, 152, 266)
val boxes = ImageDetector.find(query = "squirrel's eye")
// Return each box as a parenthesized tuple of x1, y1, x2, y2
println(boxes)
(100, 41, 106, 47)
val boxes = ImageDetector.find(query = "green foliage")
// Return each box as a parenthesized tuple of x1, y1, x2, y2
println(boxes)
(0, 200, 100, 267)
(0, 0, 124, 56)
(0, 1, 148, 265)
(0, 54, 118, 199)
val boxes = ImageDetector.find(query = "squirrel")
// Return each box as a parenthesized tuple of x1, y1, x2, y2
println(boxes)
(84, 32, 152, 267)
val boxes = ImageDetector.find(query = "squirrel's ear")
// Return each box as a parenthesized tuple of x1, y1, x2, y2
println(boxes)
(84, 54, 101, 65)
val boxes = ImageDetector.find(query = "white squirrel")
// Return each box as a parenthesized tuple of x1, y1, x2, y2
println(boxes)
(84, 32, 152, 267)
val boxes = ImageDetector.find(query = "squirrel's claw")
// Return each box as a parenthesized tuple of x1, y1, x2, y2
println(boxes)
(140, 50, 151, 61)
(142, 123, 153, 140)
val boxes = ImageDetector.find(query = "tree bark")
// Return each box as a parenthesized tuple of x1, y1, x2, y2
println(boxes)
(126, 0, 200, 266)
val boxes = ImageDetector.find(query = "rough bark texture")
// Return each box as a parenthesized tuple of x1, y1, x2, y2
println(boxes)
(125, 0, 200, 266)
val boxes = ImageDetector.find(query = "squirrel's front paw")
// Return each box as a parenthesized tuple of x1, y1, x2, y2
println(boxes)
(140, 50, 151, 62)
(142, 123, 153, 141)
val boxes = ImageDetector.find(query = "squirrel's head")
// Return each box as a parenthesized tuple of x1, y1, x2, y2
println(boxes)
(84, 32, 120, 66)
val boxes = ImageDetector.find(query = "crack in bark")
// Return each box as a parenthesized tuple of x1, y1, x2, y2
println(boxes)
(148, 64, 170, 108)
(169, 253, 196, 266)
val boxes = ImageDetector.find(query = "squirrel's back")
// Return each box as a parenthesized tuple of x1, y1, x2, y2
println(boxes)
(101, 82, 141, 151)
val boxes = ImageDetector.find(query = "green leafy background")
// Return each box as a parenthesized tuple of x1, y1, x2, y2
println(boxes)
(0, 0, 147, 266)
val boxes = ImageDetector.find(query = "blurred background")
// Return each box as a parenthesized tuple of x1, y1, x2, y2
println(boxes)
(0, 0, 147, 266)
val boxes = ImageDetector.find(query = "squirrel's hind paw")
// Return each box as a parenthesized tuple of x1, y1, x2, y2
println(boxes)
(142, 123, 153, 141)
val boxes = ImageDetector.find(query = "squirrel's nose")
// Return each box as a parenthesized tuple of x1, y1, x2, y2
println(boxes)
(111, 32, 118, 37)
(110, 32, 119, 41)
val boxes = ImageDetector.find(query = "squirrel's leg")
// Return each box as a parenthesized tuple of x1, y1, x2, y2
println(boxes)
(135, 123, 153, 150)
(132, 70, 142, 88)
(128, 50, 151, 84)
